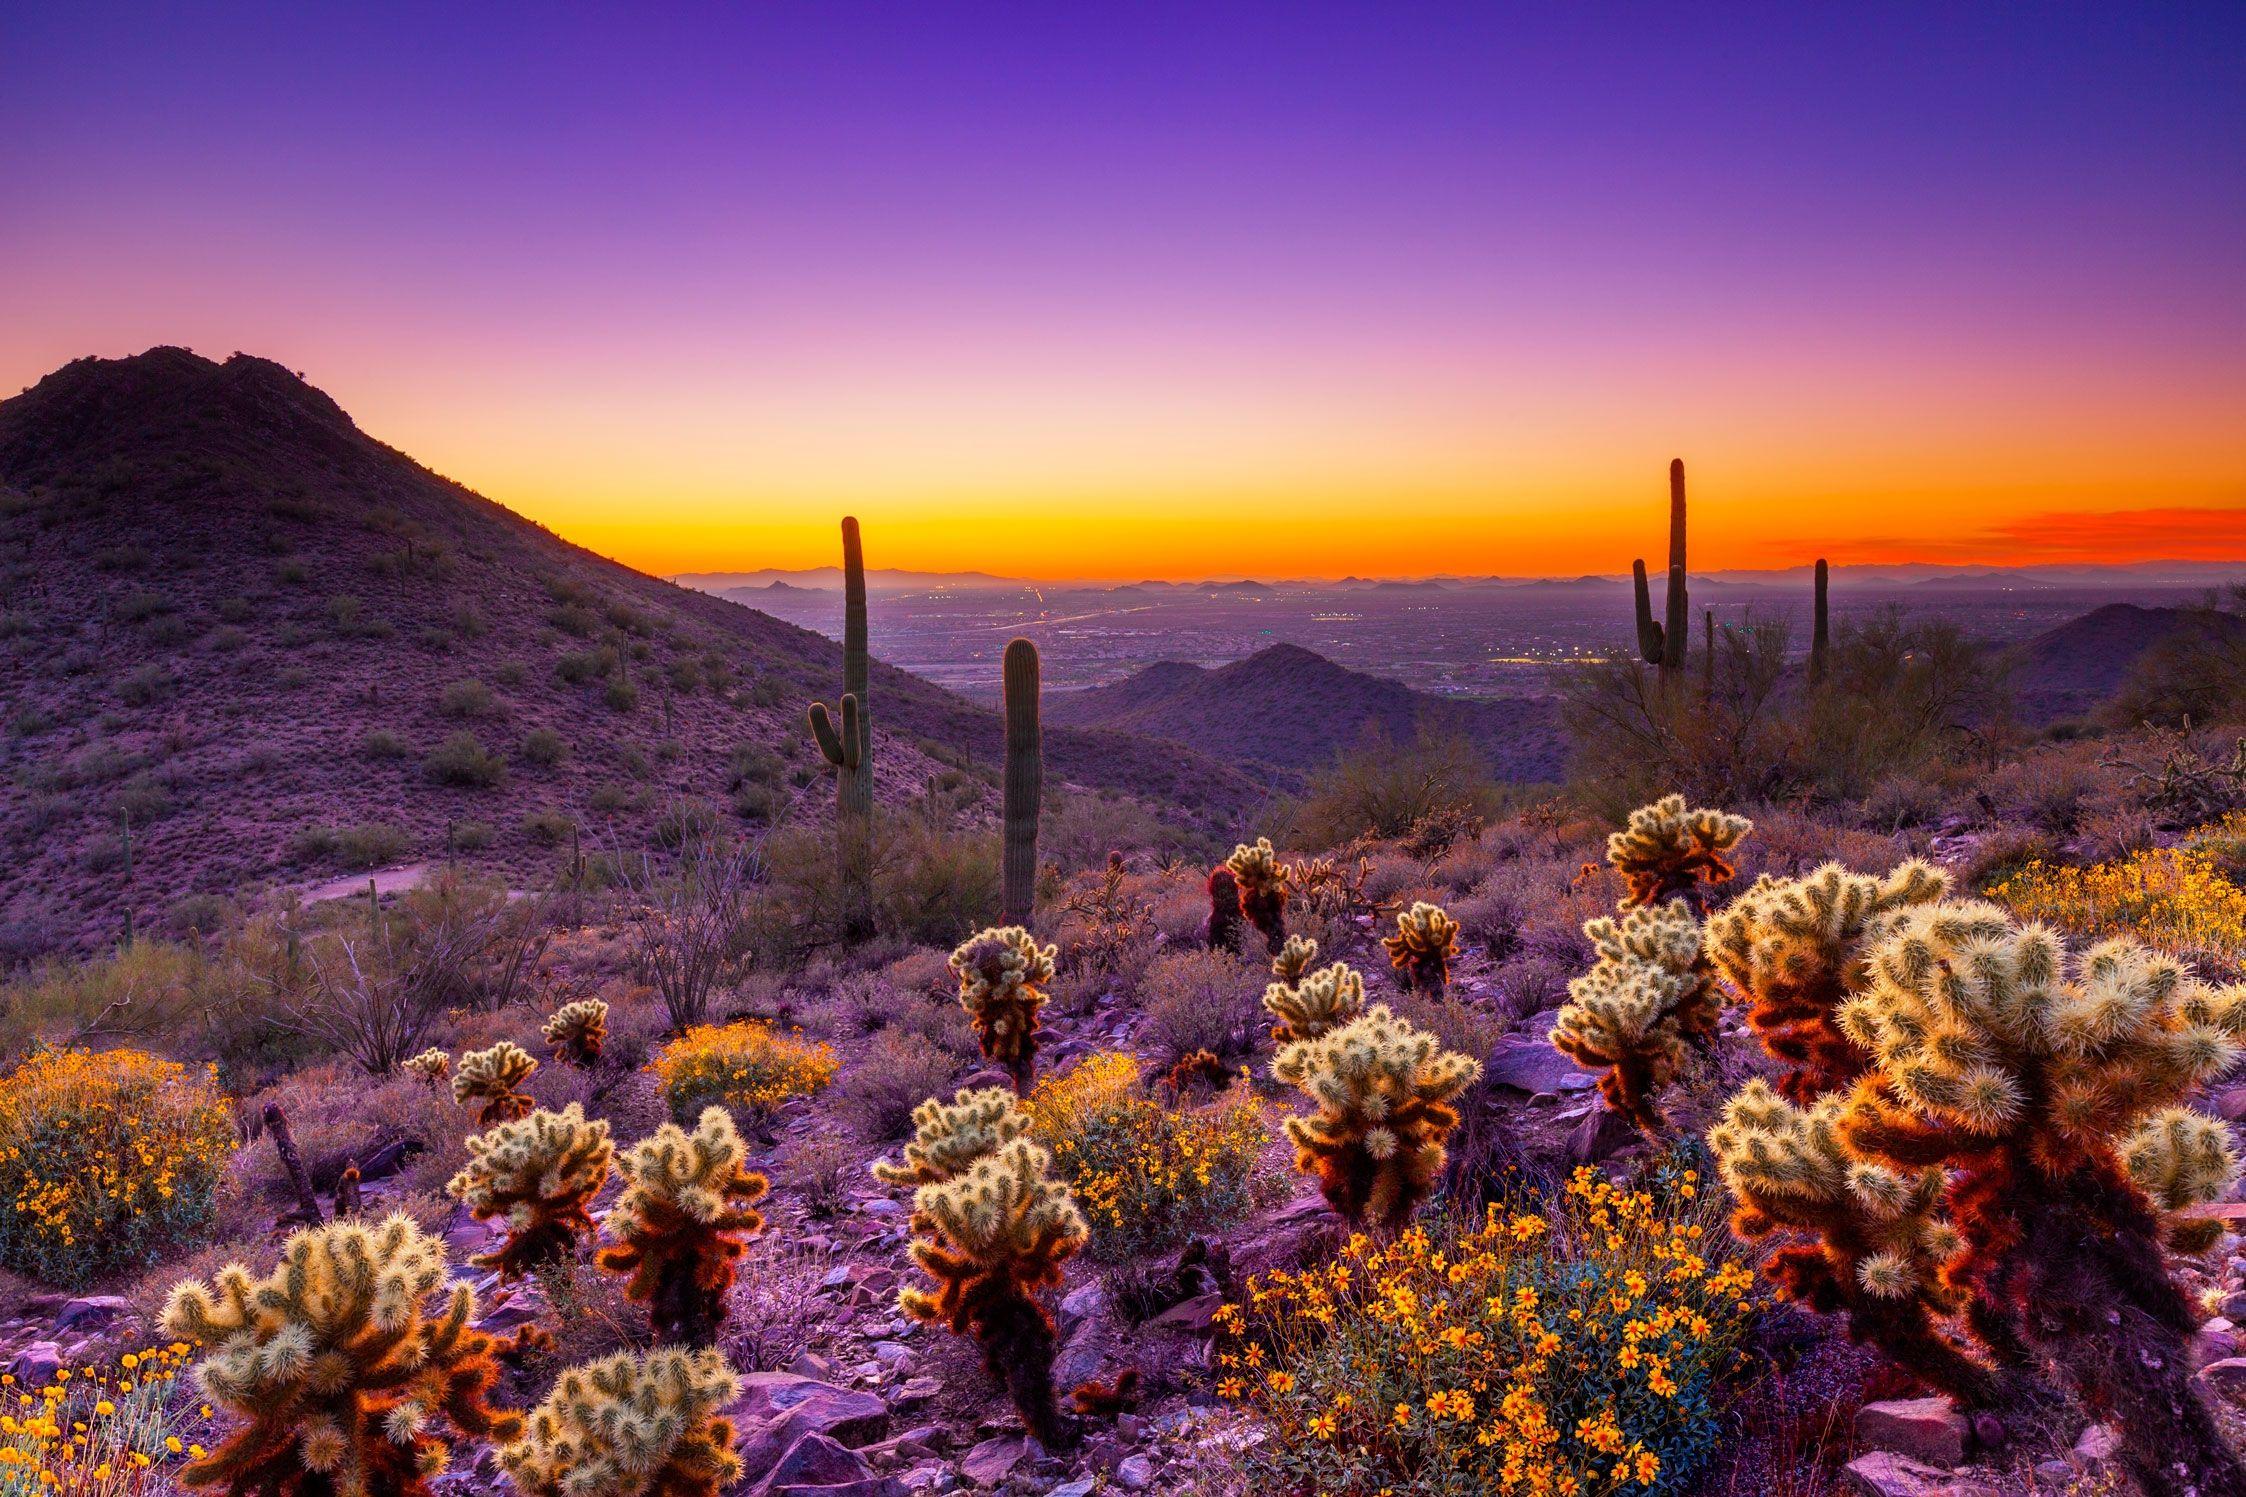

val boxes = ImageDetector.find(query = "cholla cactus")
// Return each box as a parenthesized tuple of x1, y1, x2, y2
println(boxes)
(1606, 794, 1751, 910)
(900, 1137, 1089, 1449)
(2122, 1108, 2242, 1255)
(1271, 933, 1319, 988)
(542, 998, 609, 1068)
(403, 1049, 451, 1086)
(873, 1086, 1031, 1195)
(1550, 902, 1719, 1132)
(160, 1213, 523, 1496)
(1704, 860, 1946, 1101)
(950, 925, 1058, 1093)
(453, 1042, 538, 1126)
(1382, 901, 1460, 996)
(598, 1106, 769, 1345)
(499, 1347, 741, 1497)
(446, 1104, 614, 1279)
(1272, 1004, 1482, 1231)
(1709, 1081, 1997, 1405)
(1205, 866, 1245, 953)
(1262, 961, 1365, 1045)
(1224, 838, 1290, 951)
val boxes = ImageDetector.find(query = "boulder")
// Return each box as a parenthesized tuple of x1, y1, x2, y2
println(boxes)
(1568, 1104, 1639, 1165)
(1484, 1033, 1595, 1096)
(734, 1373, 892, 1446)
(1855, 1397, 1968, 1467)
(748, 1432, 903, 1497)
(960, 1435, 1027, 1486)
(7, 1341, 61, 1386)
(50, 1296, 132, 1335)
(1843, 1451, 1999, 1497)
(2196, 1356, 2246, 1403)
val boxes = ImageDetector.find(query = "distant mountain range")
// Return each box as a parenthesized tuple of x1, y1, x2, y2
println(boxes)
(1047, 643, 1567, 783)
(2007, 602, 2246, 723)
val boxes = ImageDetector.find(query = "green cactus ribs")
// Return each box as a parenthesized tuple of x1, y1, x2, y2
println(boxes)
(806, 515, 875, 942)
(1002, 637, 1044, 927)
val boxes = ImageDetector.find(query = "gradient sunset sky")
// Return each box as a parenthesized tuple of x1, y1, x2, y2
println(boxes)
(4, 2, 2243, 579)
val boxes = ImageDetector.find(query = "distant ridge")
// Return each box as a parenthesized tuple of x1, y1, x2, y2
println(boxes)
(2007, 602, 2246, 722)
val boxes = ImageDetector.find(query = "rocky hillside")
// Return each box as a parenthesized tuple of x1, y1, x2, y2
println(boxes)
(0, 349, 1259, 955)
(1048, 642, 1566, 782)
(2007, 601, 2246, 722)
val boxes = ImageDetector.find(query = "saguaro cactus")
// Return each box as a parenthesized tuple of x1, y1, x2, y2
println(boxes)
(1002, 636, 1043, 926)
(807, 515, 875, 942)
(1632, 559, 1664, 665)
(1663, 459, 1689, 672)
(1810, 557, 1830, 684)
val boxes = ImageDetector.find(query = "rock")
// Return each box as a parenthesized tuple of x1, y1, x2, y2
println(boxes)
(734, 1373, 892, 1447)
(1059, 1281, 1108, 1330)
(1144, 1292, 1223, 1333)
(1114, 1453, 1155, 1490)
(893, 1376, 943, 1411)
(7, 1341, 61, 1386)
(960, 1435, 1027, 1486)
(1855, 1397, 1968, 1467)
(50, 1296, 131, 1335)
(748, 1432, 902, 1497)
(1568, 1104, 1639, 1164)
(1484, 1033, 1595, 1095)
(1046, 1482, 1096, 1497)
(2196, 1356, 2246, 1403)
(1842, 1451, 1998, 1497)
(2072, 1423, 2120, 1466)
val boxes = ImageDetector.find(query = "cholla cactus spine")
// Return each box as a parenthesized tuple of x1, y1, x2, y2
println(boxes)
(1262, 961, 1365, 1045)
(900, 1137, 1089, 1449)
(951, 925, 1058, 1094)
(1382, 901, 1460, 996)
(542, 998, 609, 1068)
(1605, 794, 1751, 911)
(598, 1106, 769, 1346)
(161, 1213, 522, 1496)
(446, 1104, 614, 1279)
(1224, 838, 1289, 952)
(873, 1086, 1032, 1194)
(1272, 1004, 1481, 1231)
(403, 1048, 451, 1086)
(1551, 901, 1719, 1133)
(499, 1347, 741, 1497)
(453, 1041, 538, 1126)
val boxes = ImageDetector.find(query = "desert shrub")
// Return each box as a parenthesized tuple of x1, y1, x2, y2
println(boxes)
(424, 730, 506, 788)
(0, 938, 210, 1056)
(521, 726, 566, 767)
(114, 662, 174, 705)
(876, 815, 1002, 946)
(438, 677, 496, 718)
(0, 1342, 199, 1491)
(291, 821, 412, 869)
(1219, 1159, 1756, 1497)
(1141, 948, 1257, 1062)
(521, 808, 576, 846)
(1987, 844, 2246, 973)
(836, 1027, 961, 1140)
(239, 1061, 455, 1197)
(650, 1021, 837, 1123)
(362, 727, 412, 759)
(613, 839, 755, 1028)
(0, 1046, 232, 1284)
(1026, 1051, 1272, 1260)
(653, 798, 723, 850)
(605, 678, 639, 712)
(1290, 727, 1500, 847)
(2107, 591, 2246, 727)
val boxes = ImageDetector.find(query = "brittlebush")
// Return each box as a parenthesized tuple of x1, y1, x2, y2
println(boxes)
(649, 1021, 837, 1124)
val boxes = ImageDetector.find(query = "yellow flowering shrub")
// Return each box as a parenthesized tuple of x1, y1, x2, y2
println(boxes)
(1220, 1161, 1757, 1497)
(1026, 1051, 1276, 1261)
(0, 1343, 198, 1496)
(1987, 844, 2246, 971)
(649, 1021, 838, 1123)
(0, 1048, 232, 1286)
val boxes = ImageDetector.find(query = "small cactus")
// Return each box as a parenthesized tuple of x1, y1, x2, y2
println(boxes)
(1262, 961, 1365, 1045)
(1272, 1004, 1481, 1232)
(873, 1086, 1032, 1193)
(1205, 865, 1245, 953)
(403, 1048, 452, 1086)
(1270, 933, 1320, 988)
(1224, 838, 1289, 952)
(1382, 901, 1460, 996)
(1605, 794, 1750, 910)
(453, 1042, 538, 1126)
(499, 1347, 742, 1497)
(598, 1106, 769, 1346)
(542, 998, 609, 1068)
(899, 1137, 1089, 1449)
(950, 925, 1058, 1094)
(446, 1104, 614, 1279)
(1550, 901, 1720, 1133)
(161, 1214, 523, 1496)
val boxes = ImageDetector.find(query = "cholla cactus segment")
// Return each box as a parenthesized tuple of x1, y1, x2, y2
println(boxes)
(454, 1042, 539, 1126)
(873, 1086, 1032, 1190)
(2122, 1107, 2242, 1254)
(1606, 794, 1751, 909)
(1272, 1004, 1481, 1231)
(1225, 837, 1290, 950)
(1704, 860, 1947, 1100)
(1206, 866, 1245, 953)
(446, 1104, 614, 1279)
(1383, 901, 1461, 996)
(1551, 902, 1718, 1133)
(1271, 933, 1320, 988)
(900, 1137, 1089, 1448)
(499, 1346, 742, 1497)
(1262, 961, 1365, 1045)
(403, 1049, 452, 1086)
(951, 926, 1058, 1092)
(161, 1213, 522, 1496)
(542, 998, 610, 1068)
(599, 1107, 769, 1345)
